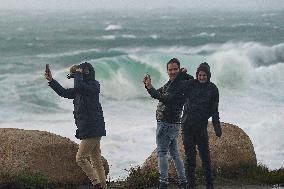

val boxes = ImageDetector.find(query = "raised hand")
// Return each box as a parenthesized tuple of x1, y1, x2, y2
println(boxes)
(143, 75, 152, 89)
(44, 69, 53, 82)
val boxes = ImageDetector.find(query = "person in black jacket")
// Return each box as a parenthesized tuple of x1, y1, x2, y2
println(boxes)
(179, 62, 222, 189)
(143, 58, 194, 189)
(45, 62, 106, 189)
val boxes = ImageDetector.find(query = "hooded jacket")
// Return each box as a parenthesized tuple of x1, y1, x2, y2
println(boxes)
(49, 62, 106, 139)
(171, 63, 221, 135)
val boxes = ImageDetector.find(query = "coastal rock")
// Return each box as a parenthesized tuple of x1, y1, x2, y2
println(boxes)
(0, 128, 109, 186)
(142, 122, 257, 179)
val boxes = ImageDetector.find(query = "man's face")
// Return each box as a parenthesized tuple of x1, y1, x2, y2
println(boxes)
(197, 70, 208, 83)
(167, 62, 180, 80)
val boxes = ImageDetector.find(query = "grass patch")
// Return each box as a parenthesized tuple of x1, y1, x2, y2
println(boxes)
(214, 163, 284, 185)
(119, 163, 284, 188)
(111, 166, 159, 189)
(0, 170, 49, 189)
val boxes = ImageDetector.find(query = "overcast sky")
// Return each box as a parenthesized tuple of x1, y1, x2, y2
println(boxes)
(1, 0, 284, 11)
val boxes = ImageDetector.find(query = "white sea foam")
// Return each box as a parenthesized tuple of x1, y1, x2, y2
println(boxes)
(121, 34, 136, 39)
(105, 24, 122, 31)
(231, 23, 255, 27)
(150, 34, 158, 39)
(16, 27, 24, 31)
(100, 35, 116, 40)
(208, 25, 217, 28)
(262, 13, 276, 17)
(192, 32, 216, 38)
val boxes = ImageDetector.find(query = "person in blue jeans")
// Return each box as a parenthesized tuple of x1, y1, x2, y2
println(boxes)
(143, 58, 193, 189)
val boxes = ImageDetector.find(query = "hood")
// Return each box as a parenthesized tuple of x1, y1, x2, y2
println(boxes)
(79, 62, 95, 81)
(196, 62, 211, 82)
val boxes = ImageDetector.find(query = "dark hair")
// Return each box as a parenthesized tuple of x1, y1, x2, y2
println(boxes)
(167, 58, 180, 70)
(196, 62, 211, 81)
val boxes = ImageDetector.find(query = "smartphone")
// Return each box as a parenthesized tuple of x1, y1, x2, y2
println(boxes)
(45, 64, 50, 73)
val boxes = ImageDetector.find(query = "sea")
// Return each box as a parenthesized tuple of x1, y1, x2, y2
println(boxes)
(0, 9, 283, 180)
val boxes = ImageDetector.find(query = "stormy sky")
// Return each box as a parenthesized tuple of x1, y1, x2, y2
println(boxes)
(0, 0, 284, 11)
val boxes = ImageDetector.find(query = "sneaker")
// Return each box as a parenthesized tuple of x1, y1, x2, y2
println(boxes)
(157, 182, 168, 189)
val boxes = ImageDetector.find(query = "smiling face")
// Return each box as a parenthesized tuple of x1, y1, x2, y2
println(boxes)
(197, 70, 208, 83)
(167, 62, 180, 80)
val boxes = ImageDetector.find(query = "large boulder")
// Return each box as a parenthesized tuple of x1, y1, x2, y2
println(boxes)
(142, 122, 257, 179)
(0, 128, 109, 186)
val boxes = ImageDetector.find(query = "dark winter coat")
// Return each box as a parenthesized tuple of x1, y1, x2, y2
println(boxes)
(146, 74, 194, 124)
(49, 63, 106, 139)
(170, 71, 221, 134)
(182, 79, 220, 126)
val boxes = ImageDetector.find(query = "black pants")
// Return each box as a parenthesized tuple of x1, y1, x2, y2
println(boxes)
(182, 121, 213, 188)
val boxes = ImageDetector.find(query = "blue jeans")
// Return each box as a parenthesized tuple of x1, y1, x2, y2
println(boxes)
(156, 122, 187, 184)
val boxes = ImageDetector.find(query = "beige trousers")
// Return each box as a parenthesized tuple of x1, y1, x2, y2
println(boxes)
(76, 137, 106, 188)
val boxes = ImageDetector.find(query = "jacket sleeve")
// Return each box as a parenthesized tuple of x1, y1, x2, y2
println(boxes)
(146, 87, 184, 103)
(211, 86, 222, 136)
(168, 72, 194, 97)
(49, 79, 75, 99)
(74, 72, 100, 95)
(177, 71, 194, 81)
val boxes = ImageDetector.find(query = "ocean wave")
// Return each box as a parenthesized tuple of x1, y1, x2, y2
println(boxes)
(192, 32, 216, 38)
(91, 55, 165, 101)
(206, 42, 284, 90)
(150, 35, 159, 39)
(121, 34, 136, 39)
(99, 35, 116, 40)
(105, 24, 122, 31)
(231, 23, 255, 27)
(109, 41, 284, 93)
(3, 41, 284, 104)
(262, 13, 276, 17)
(36, 48, 100, 58)
(16, 27, 24, 31)
(207, 25, 217, 28)
(160, 15, 175, 19)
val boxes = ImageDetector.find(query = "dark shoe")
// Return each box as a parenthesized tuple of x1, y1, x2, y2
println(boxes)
(178, 182, 187, 189)
(157, 182, 168, 189)
(93, 183, 103, 189)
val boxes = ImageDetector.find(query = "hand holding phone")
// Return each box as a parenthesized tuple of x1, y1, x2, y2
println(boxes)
(45, 64, 50, 73)
(45, 64, 52, 82)
(143, 72, 152, 89)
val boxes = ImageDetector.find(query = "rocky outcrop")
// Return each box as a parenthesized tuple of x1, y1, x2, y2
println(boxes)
(142, 122, 257, 179)
(0, 128, 109, 186)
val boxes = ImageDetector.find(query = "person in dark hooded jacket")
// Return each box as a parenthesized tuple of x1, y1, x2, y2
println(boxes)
(174, 62, 221, 189)
(45, 62, 106, 189)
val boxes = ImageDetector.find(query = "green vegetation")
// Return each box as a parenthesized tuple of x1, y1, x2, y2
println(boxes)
(0, 170, 49, 189)
(109, 166, 160, 189)
(119, 163, 284, 188)
(214, 163, 284, 185)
